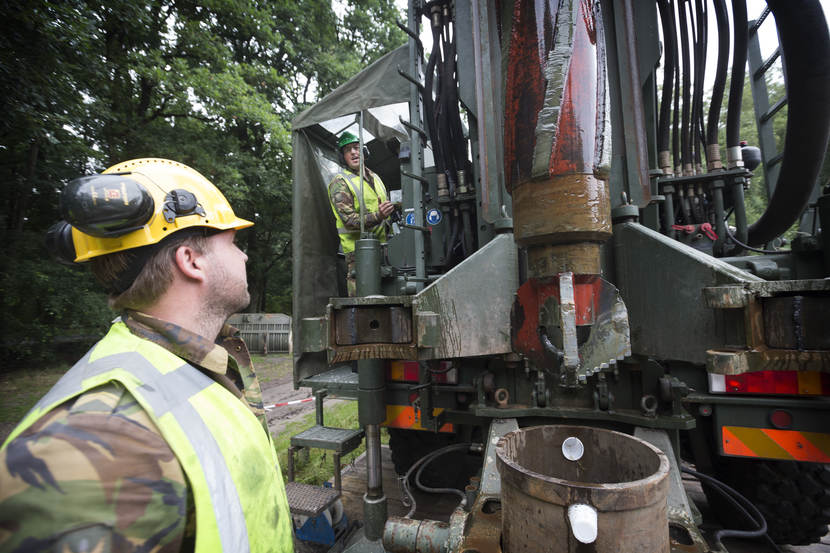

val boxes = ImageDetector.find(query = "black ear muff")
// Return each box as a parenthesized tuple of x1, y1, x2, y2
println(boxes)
(45, 221, 79, 265)
(61, 174, 155, 237)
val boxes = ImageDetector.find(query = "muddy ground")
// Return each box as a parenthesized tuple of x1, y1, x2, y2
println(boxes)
(261, 370, 318, 436)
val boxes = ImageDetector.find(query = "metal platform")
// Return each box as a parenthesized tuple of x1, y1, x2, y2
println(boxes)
(291, 425, 365, 454)
(286, 481, 341, 518)
(299, 365, 359, 398)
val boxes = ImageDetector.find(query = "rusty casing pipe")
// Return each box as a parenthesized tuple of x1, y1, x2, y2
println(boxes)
(502, 0, 611, 277)
(383, 517, 450, 553)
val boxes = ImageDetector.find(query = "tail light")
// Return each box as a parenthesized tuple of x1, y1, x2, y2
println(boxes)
(387, 360, 457, 384)
(708, 370, 830, 396)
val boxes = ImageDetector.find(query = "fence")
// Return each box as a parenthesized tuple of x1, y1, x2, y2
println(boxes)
(227, 313, 291, 353)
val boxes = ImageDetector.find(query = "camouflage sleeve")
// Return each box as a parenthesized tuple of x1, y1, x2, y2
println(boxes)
(0, 383, 192, 553)
(329, 175, 384, 230)
(217, 328, 270, 434)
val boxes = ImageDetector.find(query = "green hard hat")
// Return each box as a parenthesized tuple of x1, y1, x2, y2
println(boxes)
(337, 131, 359, 150)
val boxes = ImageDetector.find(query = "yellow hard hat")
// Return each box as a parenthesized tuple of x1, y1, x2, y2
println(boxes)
(59, 158, 253, 262)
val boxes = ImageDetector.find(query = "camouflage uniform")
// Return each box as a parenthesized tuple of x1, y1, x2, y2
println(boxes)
(0, 311, 271, 553)
(329, 168, 389, 296)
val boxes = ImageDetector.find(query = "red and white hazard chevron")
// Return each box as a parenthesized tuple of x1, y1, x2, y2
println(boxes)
(264, 397, 313, 411)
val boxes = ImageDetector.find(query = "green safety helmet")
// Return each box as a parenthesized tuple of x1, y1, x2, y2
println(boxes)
(337, 131, 359, 150)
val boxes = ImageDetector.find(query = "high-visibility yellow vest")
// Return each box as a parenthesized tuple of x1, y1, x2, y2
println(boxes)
(4, 321, 294, 553)
(329, 170, 388, 254)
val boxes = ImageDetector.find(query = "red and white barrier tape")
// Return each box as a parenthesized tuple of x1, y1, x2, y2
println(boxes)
(264, 397, 313, 411)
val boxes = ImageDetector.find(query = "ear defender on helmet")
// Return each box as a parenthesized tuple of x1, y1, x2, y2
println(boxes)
(44, 158, 253, 264)
(45, 221, 79, 266)
(61, 174, 156, 238)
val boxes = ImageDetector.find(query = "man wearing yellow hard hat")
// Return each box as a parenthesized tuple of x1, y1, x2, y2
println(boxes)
(0, 159, 294, 552)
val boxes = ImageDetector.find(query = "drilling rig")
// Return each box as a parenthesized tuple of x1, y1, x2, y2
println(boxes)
(290, 0, 830, 551)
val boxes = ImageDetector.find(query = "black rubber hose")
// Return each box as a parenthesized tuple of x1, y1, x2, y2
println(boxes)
(403, 443, 473, 518)
(699, 1, 708, 165)
(434, 15, 457, 192)
(681, 467, 782, 552)
(691, 0, 706, 169)
(443, 208, 453, 262)
(672, 37, 681, 170)
(445, 214, 460, 265)
(657, 0, 676, 155)
(707, 0, 730, 147)
(439, 12, 465, 189)
(678, 0, 693, 171)
(444, 20, 467, 172)
(437, 69, 456, 191)
(424, 23, 443, 175)
(414, 448, 467, 500)
(726, 0, 747, 150)
(747, 0, 830, 246)
(440, 31, 461, 177)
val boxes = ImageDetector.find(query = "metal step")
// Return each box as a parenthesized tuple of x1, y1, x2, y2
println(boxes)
(291, 425, 365, 454)
(285, 481, 340, 517)
(299, 364, 358, 398)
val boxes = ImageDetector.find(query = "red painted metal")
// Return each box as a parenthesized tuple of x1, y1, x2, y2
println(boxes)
(550, 1, 597, 175)
(511, 275, 601, 368)
(503, 0, 548, 191)
(503, 0, 600, 190)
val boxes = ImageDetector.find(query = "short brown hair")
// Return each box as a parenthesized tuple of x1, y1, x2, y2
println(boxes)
(91, 231, 209, 311)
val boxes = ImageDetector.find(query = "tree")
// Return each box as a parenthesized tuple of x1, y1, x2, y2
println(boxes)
(0, 0, 405, 365)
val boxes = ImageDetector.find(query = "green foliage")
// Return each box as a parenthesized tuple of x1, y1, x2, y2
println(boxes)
(0, 0, 405, 363)
(730, 69, 787, 225)
(0, 230, 111, 366)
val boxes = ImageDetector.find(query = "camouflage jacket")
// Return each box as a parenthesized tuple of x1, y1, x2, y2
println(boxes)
(0, 311, 267, 553)
(328, 168, 388, 231)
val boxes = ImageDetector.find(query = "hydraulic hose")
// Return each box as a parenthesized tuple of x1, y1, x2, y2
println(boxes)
(438, 35, 457, 189)
(707, 0, 730, 151)
(678, 0, 693, 174)
(402, 443, 475, 518)
(657, 0, 676, 162)
(725, 0, 747, 160)
(444, 19, 466, 173)
(746, 0, 830, 246)
(414, 452, 466, 501)
(681, 467, 782, 552)
(672, 43, 681, 173)
(424, 20, 443, 176)
(691, 0, 707, 170)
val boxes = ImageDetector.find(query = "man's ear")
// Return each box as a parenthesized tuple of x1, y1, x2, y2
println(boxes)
(173, 244, 208, 283)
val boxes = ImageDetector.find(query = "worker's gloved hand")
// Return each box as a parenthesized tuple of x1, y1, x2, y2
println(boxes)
(378, 201, 395, 219)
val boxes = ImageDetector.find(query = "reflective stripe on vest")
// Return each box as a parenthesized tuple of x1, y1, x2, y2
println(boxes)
(6, 322, 293, 553)
(331, 170, 387, 253)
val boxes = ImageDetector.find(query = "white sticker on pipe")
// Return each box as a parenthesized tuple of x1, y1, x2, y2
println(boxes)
(562, 436, 584, 461)
(568, 503, 598, 544)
